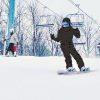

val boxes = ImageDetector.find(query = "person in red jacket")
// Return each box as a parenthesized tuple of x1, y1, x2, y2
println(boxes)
(50, 17, 89, 72)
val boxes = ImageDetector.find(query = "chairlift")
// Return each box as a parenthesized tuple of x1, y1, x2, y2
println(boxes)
(68, 13, 86, 45)
(36, 24, 54, 28)
(36, 15, 54, 28)
(67, 13, 84, 27)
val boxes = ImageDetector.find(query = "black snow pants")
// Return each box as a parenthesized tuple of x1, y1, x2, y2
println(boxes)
(61, 43, 84, 69)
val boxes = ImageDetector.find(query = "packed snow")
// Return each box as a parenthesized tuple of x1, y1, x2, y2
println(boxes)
(0, 56, 100, 100)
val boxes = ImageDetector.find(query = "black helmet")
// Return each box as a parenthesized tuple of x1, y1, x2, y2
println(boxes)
(62, 17, 71, 26)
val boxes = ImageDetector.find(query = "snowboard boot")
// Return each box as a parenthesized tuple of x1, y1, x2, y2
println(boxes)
(80, 66, 90, 72)
(67, 67, 76, 72)
(14, 52, 17, 57)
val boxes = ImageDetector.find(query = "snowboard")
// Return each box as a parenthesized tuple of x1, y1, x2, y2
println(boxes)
(57, 68, 92, 75)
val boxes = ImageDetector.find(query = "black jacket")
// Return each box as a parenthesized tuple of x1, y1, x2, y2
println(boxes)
(54, 27, 80, 45)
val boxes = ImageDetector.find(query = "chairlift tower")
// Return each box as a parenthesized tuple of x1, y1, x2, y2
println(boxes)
(3, 0, 15, 55)
(7, 0, 15, 41)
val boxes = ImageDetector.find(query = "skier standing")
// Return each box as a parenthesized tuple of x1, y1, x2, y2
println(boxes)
(50, 17, 88, 72)
(6, 29, 18, 57)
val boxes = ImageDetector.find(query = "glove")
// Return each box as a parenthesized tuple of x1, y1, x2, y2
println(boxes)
(50, 34, 55, 40)
(75, 28, 79, 31)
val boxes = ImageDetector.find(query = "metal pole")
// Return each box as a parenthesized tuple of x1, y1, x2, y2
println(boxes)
(7, 0, 15, 39)
(3, 0, 15, 55)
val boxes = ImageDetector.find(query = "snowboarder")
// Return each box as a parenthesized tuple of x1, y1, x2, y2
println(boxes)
(50, 17, 89, 72)
(6, 29, 18, 57)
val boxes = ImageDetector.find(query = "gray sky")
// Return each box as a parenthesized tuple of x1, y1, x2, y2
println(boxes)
(38, 0, 100, 24)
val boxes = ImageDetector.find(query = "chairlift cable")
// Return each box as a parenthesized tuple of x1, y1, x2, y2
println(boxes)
(37, 0, 62, 18)
(68, 0, 100, 27)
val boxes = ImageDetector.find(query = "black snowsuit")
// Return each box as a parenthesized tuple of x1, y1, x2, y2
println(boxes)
(52, 27, 84, 69)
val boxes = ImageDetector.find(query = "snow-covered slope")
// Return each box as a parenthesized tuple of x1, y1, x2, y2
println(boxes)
(0, 56, 100, 100)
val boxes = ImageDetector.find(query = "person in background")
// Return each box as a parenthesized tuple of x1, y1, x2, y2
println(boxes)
(6, 29, 18, 57)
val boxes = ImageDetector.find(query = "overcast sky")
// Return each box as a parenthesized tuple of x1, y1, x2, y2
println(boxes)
(38, 0, 100, 24)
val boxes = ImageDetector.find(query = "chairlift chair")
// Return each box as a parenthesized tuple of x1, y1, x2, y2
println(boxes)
(67, 13, 84, 27)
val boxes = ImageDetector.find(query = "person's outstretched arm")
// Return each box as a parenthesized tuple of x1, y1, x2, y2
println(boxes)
(50, 30, 60, 42)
